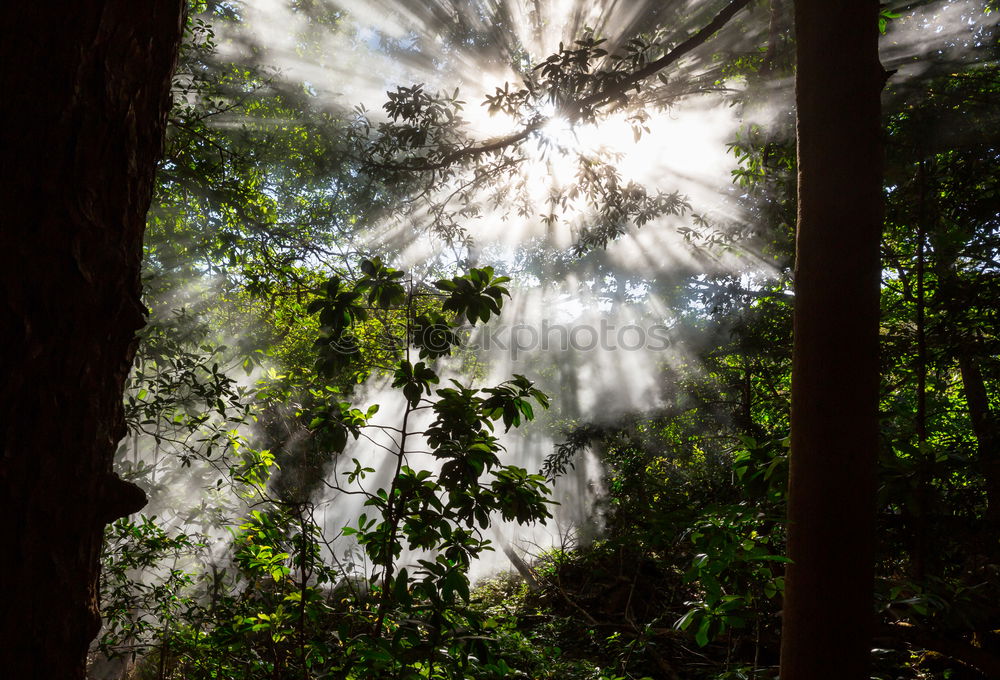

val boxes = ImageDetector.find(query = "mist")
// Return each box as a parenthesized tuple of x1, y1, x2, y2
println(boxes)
(92, 0, 999, 675)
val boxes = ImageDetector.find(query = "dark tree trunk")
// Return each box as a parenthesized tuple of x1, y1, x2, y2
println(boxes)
(911, 156, 930, 579)
(780, 3, 884, 679)
(0, 3, 184, 678)
(959, 355, 1000, 530)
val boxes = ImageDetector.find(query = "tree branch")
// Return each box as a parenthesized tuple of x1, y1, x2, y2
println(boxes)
(875, 624, 1000, 678)
(391, 0, 753, 172)
(576, 0, 753, 112)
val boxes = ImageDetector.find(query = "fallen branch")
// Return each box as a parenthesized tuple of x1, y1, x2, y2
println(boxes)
(875, 623, 1000, 678)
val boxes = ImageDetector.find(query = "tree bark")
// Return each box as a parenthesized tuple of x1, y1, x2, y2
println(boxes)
(0, 3, 184, 678)
(911, 156, 930, 579)
(780, 3, 884, 679)
(958, 354, 1000, 530)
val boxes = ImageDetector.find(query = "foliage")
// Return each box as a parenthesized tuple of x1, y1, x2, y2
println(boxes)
(101, 253, 555, 679)
(90, 2, 1000, 680)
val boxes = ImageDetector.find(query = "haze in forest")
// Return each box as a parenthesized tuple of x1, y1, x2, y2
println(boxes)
(165, 0, 990, 573)
(78, 1, 1000, 678)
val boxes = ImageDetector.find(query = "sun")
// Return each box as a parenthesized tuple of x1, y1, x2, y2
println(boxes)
(538, 111, 580, 152)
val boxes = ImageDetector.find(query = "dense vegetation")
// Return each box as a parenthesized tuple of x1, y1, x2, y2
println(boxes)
(87, 1, 998, 679)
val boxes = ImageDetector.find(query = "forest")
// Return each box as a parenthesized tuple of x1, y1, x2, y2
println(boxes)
(1, 1, 998, 679)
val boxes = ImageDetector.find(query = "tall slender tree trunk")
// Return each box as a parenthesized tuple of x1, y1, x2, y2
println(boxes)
(911, 155, 930, 579)
(0, 3, 184, 678)
(780, 3, 884, 679)
(958, 355, 1000, 531)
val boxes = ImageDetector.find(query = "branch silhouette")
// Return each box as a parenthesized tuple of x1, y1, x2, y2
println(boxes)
(379, 0, 753, 173)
